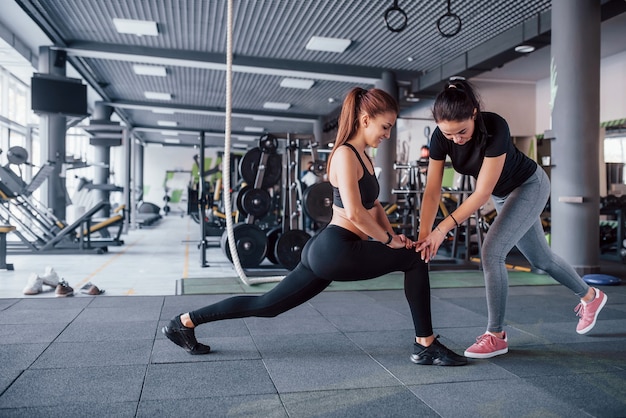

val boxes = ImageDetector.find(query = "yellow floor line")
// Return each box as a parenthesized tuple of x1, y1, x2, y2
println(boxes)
(74, 235, 144, 289)
(182, 218, 192, 279)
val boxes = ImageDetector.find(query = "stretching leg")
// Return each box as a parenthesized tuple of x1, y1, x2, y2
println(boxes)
(189, 263, 330, 326)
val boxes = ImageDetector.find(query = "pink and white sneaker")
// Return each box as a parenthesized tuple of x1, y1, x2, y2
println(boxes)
(464, 332, 508, 359)
(575, 288, 607, 335)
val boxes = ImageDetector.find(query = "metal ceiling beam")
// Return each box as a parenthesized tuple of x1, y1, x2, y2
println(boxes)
(102, 100, 318, 124)
(60, 41, 418, 85)
(411, 10, 552, 98)
(411, 0, 626, 98)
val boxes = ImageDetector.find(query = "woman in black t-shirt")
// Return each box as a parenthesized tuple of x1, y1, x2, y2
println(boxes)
(415, 78, 608, 359)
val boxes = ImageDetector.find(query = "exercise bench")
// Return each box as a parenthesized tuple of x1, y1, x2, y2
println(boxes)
(0, 225, 16, 270)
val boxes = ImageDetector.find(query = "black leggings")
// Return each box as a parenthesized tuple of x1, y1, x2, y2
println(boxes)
(189, 225, 433, 337)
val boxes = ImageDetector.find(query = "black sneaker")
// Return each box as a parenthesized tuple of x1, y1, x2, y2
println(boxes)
(410, 336, 468, 366)
(162, 316, 211, 355)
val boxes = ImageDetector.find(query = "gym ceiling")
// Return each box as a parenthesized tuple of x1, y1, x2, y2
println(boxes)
(10, 0, 626, 148)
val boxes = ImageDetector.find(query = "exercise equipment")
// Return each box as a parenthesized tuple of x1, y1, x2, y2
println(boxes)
(271, 137, 311, 270)
(239, 187, 271, 218)
(274, 229, 310, 271)
(220, 223, 267, 268)
(582, 274, 621, 286)
(302, 182, 333, 225)
(391, 160, 426, 239)
(239, 147, 282, 189)
(0, 149, 124, 253)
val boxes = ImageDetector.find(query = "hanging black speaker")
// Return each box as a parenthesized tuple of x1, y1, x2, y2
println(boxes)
(53, 50, 67, 68)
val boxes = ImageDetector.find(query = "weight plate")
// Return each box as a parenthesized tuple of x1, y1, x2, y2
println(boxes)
(265, 226, 281, 264)
(235, 185, 253, 216)
(312, 159, 326, 176)
(258, 133, 278, 153)
(241, 187, 271, 218)
(220, 223, 267, 268)
(303, 181, 333, 223)
(239, 147, 282, 188)
(275, 229, 310, 271)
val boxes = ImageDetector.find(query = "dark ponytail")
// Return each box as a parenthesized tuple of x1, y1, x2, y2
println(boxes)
(432, 78, 487, 145)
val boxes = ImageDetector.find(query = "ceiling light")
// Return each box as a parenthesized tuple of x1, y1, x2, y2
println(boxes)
(263, 102, 291, 110)
(305, 36, 352, 53)
(280, 78, 315, 89)
(152, 109, 176, 114)
(113, 18, 159, 36)
(164, 138, 180, 144)
(161, 131, 178, 136)
(252, 116, 276, 122)
(133, 64, 167, 77)
(145, 143, 163, 147)
(157, 120, 177, 127)
(244, 126, 265, 133)
(407, 57, 414, 62)
(145, 91, 172, 100)
(514, 45, 535, 53)
(237, 136, 258, 142)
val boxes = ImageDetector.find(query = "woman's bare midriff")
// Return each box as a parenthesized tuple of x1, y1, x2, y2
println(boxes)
(329, 205, 371, 240)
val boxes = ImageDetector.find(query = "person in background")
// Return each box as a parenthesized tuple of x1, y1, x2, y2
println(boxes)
(415, 77, 608, 359)
(163, 87, 467, 366)
(300, 160, 321, 232)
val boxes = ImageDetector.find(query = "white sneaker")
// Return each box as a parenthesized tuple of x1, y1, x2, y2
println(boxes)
(41, 266, 60, 288)
(23, 273, 44, 295)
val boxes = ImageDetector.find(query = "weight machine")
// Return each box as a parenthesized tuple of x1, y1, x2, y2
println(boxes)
(0, 146, 124, 253)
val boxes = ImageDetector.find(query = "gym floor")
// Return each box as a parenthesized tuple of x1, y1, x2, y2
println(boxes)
(0, 215, 625, 417)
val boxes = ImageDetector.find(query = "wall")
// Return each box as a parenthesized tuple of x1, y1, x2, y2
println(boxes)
(473, 80, 536, 136)
(536, 49, 626, 134)
(142, 146, 197, 207)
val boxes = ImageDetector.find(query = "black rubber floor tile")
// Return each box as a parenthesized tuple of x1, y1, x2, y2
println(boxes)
(281, 387, 439, 418)
(140, 361, 276, 400)
(409, 378, 588, 417)
(0, 366, 146, 408)
(0, 308, 82, 325)
(72, 306, 162, 323)
(252, 332, 359, 359)
(30, 339, 154, 369)
(488, 343, 618, 377)
(0, 402, 137, 418)
(0, 343, 49, 372)
(56, 320, 157, 342)
(137, 394, 287, 418)
(262, 353, 400, 393)
(244, 313, 338, 336)
(152, 335, 260, 363)
(526, 371, 626, 417)
(0, 322, 67, 344)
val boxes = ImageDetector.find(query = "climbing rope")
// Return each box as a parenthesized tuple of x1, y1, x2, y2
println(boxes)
(222, 0, 284, 285)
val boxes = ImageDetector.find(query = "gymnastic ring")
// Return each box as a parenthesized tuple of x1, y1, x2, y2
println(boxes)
(384, 1, 408, 33)
(437, 12, 461, 37)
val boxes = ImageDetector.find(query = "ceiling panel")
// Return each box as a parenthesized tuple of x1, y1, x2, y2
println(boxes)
(11, 0, 625, 148)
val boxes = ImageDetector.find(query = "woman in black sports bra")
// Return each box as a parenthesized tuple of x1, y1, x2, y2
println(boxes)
(163, 87, 467, 366)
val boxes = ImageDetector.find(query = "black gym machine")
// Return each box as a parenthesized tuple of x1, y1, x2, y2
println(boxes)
(196, 132, 331, 271)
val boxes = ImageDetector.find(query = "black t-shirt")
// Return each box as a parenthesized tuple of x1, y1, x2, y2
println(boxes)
(429, 112, 537, 197)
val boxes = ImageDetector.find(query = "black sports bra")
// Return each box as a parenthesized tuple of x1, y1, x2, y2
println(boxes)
(332, 143, 379, 210)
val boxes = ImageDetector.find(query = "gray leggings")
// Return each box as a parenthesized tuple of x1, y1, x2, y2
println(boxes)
(483, 166, 589, 333)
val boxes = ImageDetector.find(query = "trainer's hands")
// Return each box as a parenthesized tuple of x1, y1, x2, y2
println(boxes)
(386, 233, 415, 249)
(414, 228, 447, 263)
